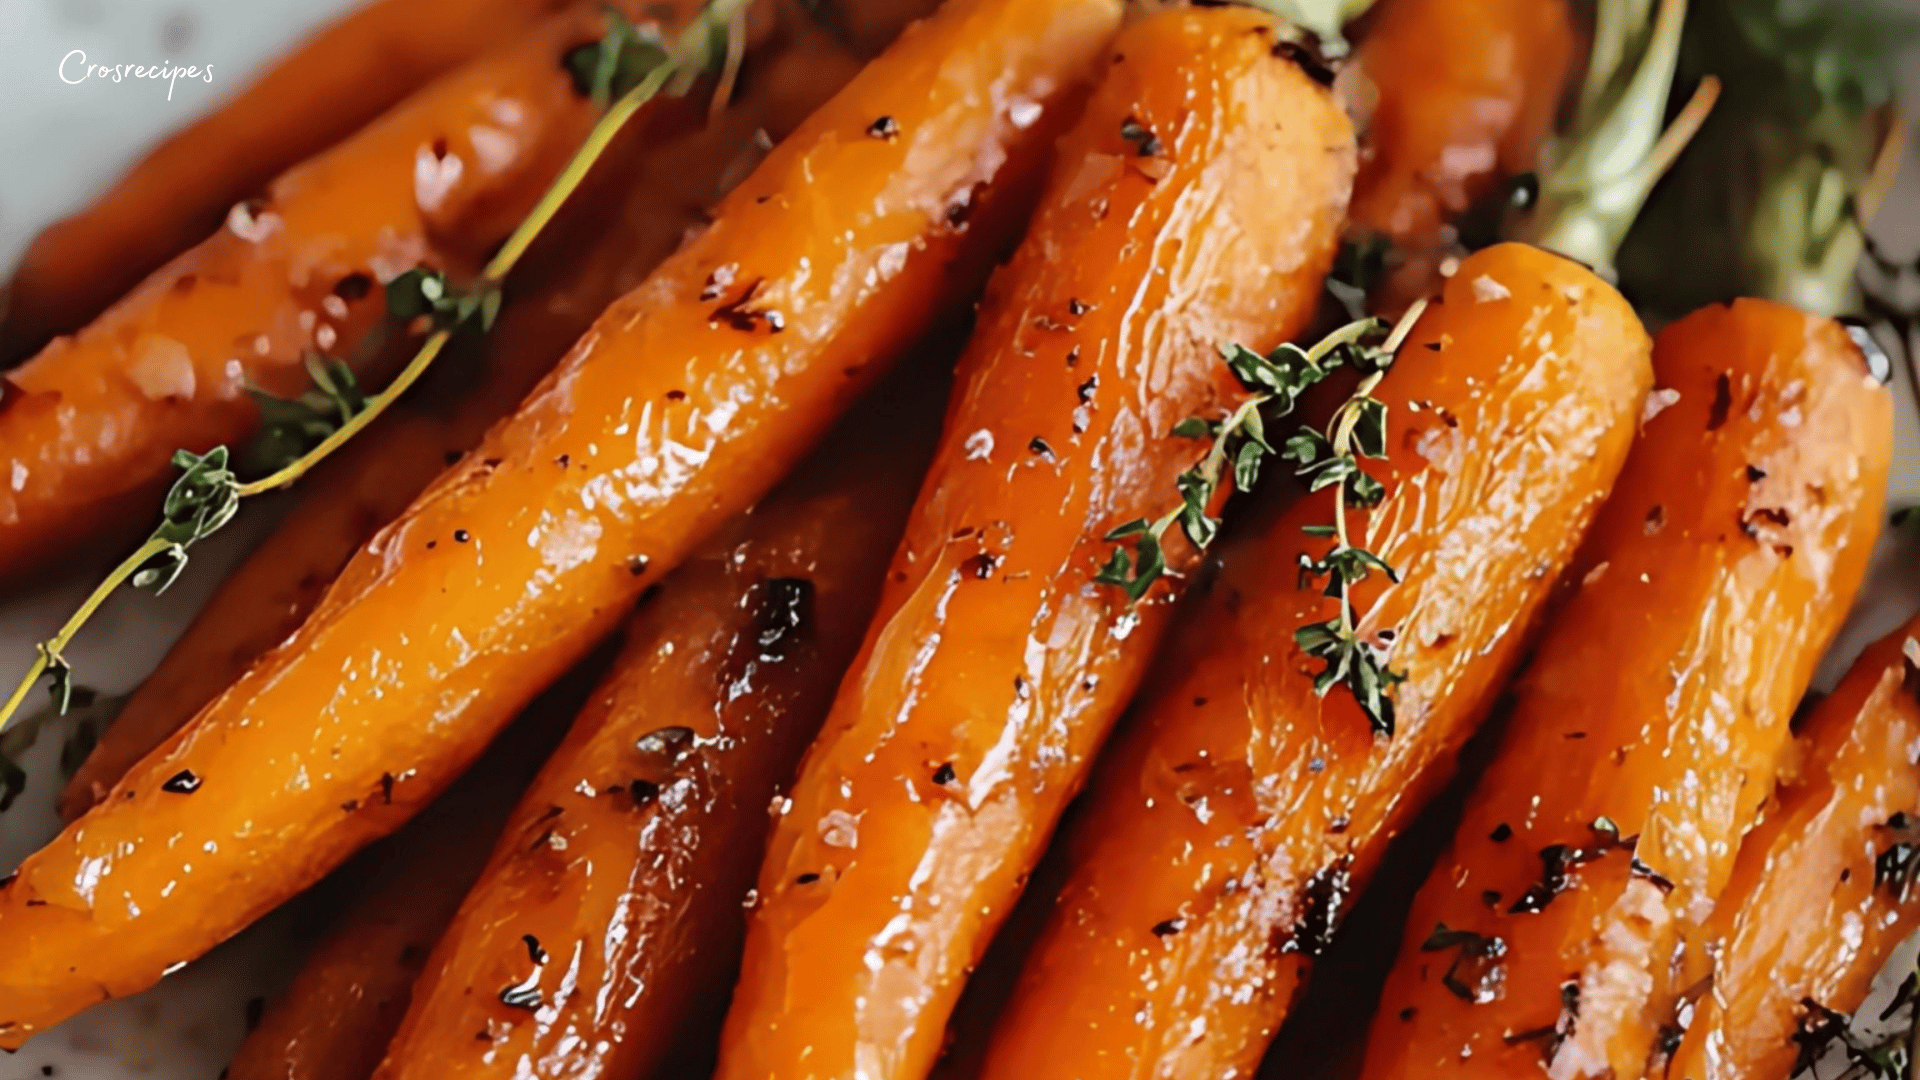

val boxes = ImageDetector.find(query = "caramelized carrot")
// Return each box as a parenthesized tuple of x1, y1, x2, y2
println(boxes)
(58, 12, 869, 821)
(372, 371, 938, 1080)
(0, 0, 637, 365)
(1662, 613, 1920, 1080)
(1356, 299, 1892, 1080)
(223, 678, 588, 1080)
(0, 0, 1115, 1046)
(974, 242, 1651, 1080)
(1346, 0, 1576, 249)
(0, 2, 706, 587)
(714, 10, 1355, 1078)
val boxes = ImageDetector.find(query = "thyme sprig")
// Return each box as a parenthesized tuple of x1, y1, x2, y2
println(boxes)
(0, 0, 753, 737)
(1095, 301, 1426, 736)
(1290, 301, 1425, 736)
(1094, 315, 1388, 602)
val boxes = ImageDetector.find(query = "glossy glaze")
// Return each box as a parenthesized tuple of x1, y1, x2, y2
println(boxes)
(0, 0, 1111, 1046)
(0, 0, 608, 365)
(976, 243, 1652, 1080)
(224, 696, 580, 1080)
(59, 7, 866, 821)
(1345, 0, 1575, 250)
(1358, 300, 1893, 1080)
(0, 3, 672, 586)
(1665, 613, 1920, 1080)
(715, 10, 1351, 1079)
(374, 374, 937, 1080)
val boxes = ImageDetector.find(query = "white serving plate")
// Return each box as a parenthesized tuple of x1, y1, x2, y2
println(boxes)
(4, 3, 1920, 1076)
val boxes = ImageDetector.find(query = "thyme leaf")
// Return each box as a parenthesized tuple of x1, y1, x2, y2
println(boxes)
(249, 352, 368, 473)
(566, 5, 672, 111)
(386, 268, 505, 333)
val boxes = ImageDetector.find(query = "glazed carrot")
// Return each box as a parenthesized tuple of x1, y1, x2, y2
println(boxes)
(1356, 299, 1892, 1080)
(974, 242, 1651, 1080)
(224, 681, 585, 1080)
(714, 10, 1355, 1079)
(0, 2, 707, 587)
(1345, 0, 1577, 249)
(0, 0, 637, 365)
(58, 11, 868, 820)
(1660, 612, 1920, 1080)
(372, 371, 938, 1080)
(0, 0, 1115, 1047)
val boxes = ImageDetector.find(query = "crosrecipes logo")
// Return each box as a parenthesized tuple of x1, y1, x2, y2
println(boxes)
(59, 50, 213, 100)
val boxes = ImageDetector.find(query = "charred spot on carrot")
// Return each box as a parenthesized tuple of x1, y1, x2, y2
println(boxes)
(1707, 372, 1734, 430)
(1420, 924, 1508, 1004)
(755, 578, 814, 662)
(330, 272, 373, 302)
(1874, 812, 1920, 900)
(628, 779, 661, 808)
(1279, 857, 1354, 957)
(867, 116, 899, 140)
(161, 770, 201, 794)
(1119, 116, 1163, 157)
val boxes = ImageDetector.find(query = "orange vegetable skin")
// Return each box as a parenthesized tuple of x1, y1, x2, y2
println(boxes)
(1665, 613, 1920, 1080)
(0, 0, 625, 365)
(373, 376, 936, 1080)
(976, 242, 1651, 1080)
(223, 696, 579, 1080)
(0, 3, 701, 586)
(0, 0, 1112, 1047)
(57, 13, 868, 821)
(1345, 0, 1576, 249)
(715, 10, 1354, 1079)
(1358, 299, 1892, 1080)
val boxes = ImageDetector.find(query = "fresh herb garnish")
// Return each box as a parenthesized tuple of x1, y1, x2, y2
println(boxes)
(250, 352, 369, 473)
(565, 5, 671, 110)
(385, 268, 504, 333)
(1096, 303, 1425, 737)
(1094, 316, 1379, 602)
(1289, 301, 1428, 736)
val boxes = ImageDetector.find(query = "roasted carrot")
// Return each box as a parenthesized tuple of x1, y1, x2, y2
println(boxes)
(973, 242, 1650, 1080)
(1660, 613, 1920, 1080)
(1345, 0, 1577, 250)
(1355, 299, 1891, 1080)
(0, 0, 1114, 1046)
(58, 10, 869, 821)
(223, 669, 593, 1080)
(714, 10, 1355, 1078)
(372, 370, 939, 1080)
(0, 0, 639, 366)
(0, 1, 712, 588)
